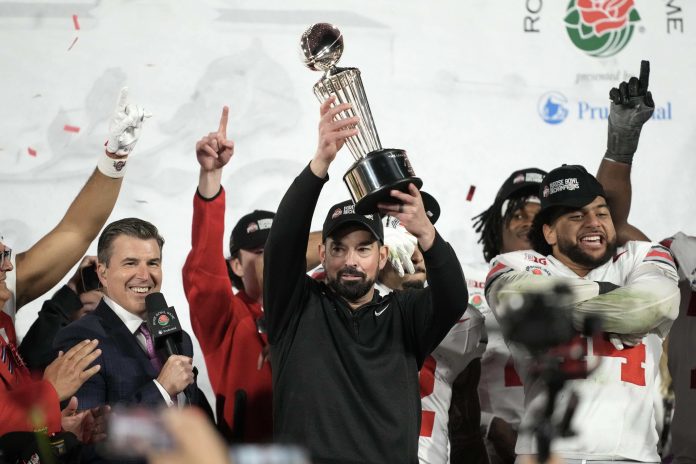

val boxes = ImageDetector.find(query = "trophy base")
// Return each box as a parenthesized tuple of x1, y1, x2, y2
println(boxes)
(343, 148, 422, 215)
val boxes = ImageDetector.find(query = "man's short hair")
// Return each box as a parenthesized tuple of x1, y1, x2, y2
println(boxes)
(97, 218, 164, 266)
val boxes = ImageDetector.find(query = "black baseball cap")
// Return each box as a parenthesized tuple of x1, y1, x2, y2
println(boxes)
(229, 210, 275, 254)
(322, 200, 384, 243)
(420, 191, 441, 225)
(496, 168, 547, 201)
(539, 164, 606, 213)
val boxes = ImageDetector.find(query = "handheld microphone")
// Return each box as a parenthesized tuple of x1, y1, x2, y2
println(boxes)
(144, 292, 183, 357)
(145, 292, 193, 404)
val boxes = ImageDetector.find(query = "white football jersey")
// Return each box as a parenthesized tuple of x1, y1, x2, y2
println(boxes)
(663, 233, 696, 464)
(468, 262, 526, 431)
(418, 303, 486, 464)
(486, 241, 680, 461)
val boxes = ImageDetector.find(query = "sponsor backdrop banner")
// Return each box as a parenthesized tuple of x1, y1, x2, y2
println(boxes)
(1, 0, 694, 403)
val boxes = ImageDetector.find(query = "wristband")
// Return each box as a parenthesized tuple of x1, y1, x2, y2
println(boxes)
(603, 151, 635, 165)
(97, 152, 128, 178)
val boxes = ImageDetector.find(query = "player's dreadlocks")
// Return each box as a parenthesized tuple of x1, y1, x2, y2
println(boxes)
(473, 193, 535, 263)
(472, 168, 547, 263)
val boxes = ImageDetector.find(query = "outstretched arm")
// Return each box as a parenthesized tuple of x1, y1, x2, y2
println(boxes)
(597, 60, 652, 244)
(15, 88, 149, 309)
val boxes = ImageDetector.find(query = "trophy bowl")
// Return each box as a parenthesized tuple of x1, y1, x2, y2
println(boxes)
(300, 23, 422, 214)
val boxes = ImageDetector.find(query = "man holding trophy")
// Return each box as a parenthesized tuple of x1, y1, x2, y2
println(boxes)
(262, 24, 468, 463)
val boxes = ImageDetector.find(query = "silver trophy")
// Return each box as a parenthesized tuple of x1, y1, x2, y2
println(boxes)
(300, 23, 422, 214)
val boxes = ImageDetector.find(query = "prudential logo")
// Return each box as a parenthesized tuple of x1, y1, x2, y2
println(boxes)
(564, 0, 641, 58)
(538, 92, 569, 125)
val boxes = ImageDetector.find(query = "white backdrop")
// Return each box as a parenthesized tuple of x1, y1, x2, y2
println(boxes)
(2, 0, 695, 406)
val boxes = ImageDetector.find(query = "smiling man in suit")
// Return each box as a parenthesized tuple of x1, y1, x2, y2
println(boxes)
(54, 218, 211, 416)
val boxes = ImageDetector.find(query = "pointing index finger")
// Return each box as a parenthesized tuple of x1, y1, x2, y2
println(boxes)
(218, 106, 229, 136)
(638, 60, 650, 93)
(116, 87, 129, 112)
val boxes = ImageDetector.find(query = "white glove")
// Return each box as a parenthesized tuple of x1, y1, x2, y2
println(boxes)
(383, 216, 417, 277)
(608, 333, 644, 351)
(106, 87, 151, 156)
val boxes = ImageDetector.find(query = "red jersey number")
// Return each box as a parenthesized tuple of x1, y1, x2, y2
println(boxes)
(419, 356, 436, 437)
(557, 335, 646, 386)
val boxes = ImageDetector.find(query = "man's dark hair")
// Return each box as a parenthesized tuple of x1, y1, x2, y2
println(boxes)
(97, 218, 165, 266)
(528, 206, 577, 256)
(227, 250, 244, 291)
(473, 194, 531, 263)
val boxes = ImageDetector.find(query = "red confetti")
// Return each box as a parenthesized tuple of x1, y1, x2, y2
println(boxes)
(63, 125, 80, 133)
(27, 147, 37, 157)
(72, 14, 80, 30)
(466, 185, 476, 202)
(67, 37, 78, 51)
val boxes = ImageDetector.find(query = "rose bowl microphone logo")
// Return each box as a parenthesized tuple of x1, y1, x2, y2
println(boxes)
(538, 92, 569, 125)
(157, 314, 170, 326)
(564, 0, 641, 58)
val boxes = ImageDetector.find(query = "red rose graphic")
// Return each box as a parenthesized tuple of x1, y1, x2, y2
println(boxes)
(577, 0, 635, 35)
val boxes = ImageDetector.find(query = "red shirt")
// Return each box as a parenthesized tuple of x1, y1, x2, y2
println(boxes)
(0, 311, 61, 435)
(183, 188, 272, 442)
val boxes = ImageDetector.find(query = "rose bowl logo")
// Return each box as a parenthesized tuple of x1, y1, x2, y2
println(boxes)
(565, 0, 641, 58)
(157, 314, 170, 326)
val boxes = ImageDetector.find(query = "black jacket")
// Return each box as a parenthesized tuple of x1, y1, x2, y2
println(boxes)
(19, 285, 82, 372)
(264, 165, 468, 464)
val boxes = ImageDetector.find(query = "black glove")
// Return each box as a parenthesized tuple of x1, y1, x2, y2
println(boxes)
(605, 60, 655, 164)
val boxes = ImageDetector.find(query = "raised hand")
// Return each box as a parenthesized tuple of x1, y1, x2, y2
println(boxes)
(606, 60, 655, 164)
(196, 106, 235, 172)
(43, 339, 102, 401)
(106, 87, 151, 156)
(609, 60, 653, 107)
(310, 96, 359, 178)
(377, 184, 436, 252)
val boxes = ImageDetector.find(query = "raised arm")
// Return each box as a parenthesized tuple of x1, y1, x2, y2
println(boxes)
(182, 107, 239, 351)
(597, 60, 653, 244)
(264, 97, 358, 341)
(15, 88, 149, 309)
(378, 186, 468, 359)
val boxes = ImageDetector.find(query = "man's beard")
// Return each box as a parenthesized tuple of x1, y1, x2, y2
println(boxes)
(327, 267, 375, 302)
(558, 236, 617, 268)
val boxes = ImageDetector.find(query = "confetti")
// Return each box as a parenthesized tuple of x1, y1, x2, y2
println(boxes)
(63, 125, 80, 133)
(68, 37, 78, 51)
(466, 185, 476, 202)
(27, 147, 37, 157)
(72, 14, 80, 30)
